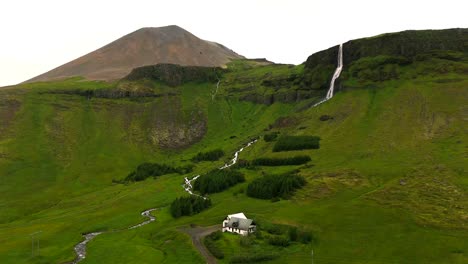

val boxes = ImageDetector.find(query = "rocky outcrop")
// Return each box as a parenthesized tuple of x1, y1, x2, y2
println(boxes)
(302, 28, 468, 90)
(124, 64, 223, 87)
(342, 28, 468, 65)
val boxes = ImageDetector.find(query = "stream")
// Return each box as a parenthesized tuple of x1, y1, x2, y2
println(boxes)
(72, 208, 159, 263)
(183, 139, 258, 196)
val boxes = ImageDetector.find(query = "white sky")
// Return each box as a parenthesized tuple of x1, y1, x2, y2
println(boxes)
(0, 0, 467, 87)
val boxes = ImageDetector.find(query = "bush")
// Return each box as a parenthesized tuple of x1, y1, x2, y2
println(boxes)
(170, 196, 211, 218)
(193, 169, 245, 195)
(264, 132, 279, 142)
(273, 136, 320, 152)
(239, 236, 255, 247)
(251, 155, 311, 166)
(288, 227, 298, 242)
(267, 236, 290, 247)
(125, 162, 192, 182)
(204, 236, 224, 259)
(247, 173, 306, 199)
(207, 230, 223, 241)
(192, 149, 225, 162)
(229, 252, 279, 263)
(298, 230, 315, 244)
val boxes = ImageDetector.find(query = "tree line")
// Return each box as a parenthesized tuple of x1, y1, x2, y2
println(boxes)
(125, 162, 193, 182)
(250, 155, 311, 166)
(246, 173, 306, 199)
(193, 169, 245, 195)
(191, 149, 225, 162)
(170, 196, 211, 218)
(273, 136, 320, 152)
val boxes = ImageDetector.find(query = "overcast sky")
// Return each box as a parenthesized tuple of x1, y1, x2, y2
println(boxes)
(0, 0, 467, 87)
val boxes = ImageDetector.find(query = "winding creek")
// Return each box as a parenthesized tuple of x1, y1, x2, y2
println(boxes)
(183, 139, 258, 197)
(72, 139, 258, 263)
(70, 47, 342, 261)
(73, 208, 159, 263)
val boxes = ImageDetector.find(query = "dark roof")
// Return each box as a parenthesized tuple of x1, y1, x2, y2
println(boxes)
(226, 217, 254, 230)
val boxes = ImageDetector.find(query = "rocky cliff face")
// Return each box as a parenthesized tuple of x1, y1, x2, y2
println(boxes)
(124, 63, 223, 87)
(302, 28, 468, 91)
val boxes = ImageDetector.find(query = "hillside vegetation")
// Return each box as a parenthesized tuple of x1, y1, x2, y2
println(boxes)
(0, 28, 467, 264)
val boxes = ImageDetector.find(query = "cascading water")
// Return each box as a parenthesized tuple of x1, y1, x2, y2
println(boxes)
(182, 139, 258, 197)
(313, 43, 344, 106)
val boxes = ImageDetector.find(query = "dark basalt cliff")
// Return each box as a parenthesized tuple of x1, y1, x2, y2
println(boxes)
(124, 63, 223, 87)
(303, 28, 468, 91)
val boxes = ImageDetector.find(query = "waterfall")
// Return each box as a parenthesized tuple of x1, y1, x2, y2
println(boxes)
(313, 43, 344, 106)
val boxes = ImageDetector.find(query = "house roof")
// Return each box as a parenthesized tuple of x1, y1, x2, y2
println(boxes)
(226, 217, 255, 231)
(228, 212, 247, 219)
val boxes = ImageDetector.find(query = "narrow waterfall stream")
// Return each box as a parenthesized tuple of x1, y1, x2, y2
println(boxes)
(183, 139, 258, 196)
(313, 43, 344, 107)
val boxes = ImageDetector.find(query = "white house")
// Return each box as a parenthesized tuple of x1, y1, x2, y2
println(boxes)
(222, 212, 256, 236)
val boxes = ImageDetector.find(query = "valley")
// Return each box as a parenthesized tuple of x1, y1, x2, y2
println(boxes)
(0, 27, 467, 264)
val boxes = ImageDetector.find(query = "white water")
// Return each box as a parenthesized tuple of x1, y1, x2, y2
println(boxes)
(313, 43, 344, 107)
(73, 208, 159, 263)
(182, 139, 258, 196)
(211, 79, 220, 101)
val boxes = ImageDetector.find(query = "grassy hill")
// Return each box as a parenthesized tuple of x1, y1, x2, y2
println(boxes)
(0, 29, 467, 264)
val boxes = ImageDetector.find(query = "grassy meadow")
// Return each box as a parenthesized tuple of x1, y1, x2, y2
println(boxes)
(0, 52, 467, 264)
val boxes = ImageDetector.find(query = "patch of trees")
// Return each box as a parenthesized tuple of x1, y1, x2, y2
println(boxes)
(263, 132, 279, 142)
(229, 253, 279, 263)
(193, 169, 245, 195)
(251, 155, 311, 166)
(125, 162, 193, 182)
(170, 196, 211, 218)
(246, 173, 306, 199)
(273, 136, 320, 152)
(204, 231, 224, 259)
(191, 149, 224, 162)
(259, 221, 315, 246)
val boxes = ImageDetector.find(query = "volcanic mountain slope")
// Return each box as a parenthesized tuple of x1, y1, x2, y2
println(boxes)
(25, 25, 243, 83)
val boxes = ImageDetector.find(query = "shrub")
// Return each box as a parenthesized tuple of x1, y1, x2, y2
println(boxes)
(239, 236, 255, 247)
(288, 227, 298, 242)
(170, 196, 211, 218)
(125, 162, 192, 182)
(204, 236, 224, 259)
(273, 136, 320, 152)
(264, 132, 279, 142)
(193, 169, 245, 195)
(267, 236, 290, 247)
(251, 155, 311, 166)
(298, 230, 315, 244)
(247, 173, 306, 199)
(192, 149, 225, 162)
(229, 252, 279, 263)
(207, 230, 223, 241)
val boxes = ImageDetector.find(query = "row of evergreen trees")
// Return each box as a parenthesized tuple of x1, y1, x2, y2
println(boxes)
(272, 136, 320, 152)
(193, 169, 245, 195)
(170, 196, 212, 218)
(191, 149, 225, 162)
(125, 162, 193, 182)
(250, 155, 311, 166)
(246, 173, 306, 199)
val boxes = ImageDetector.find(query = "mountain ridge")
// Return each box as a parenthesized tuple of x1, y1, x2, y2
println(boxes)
(25, 25, 243, 83)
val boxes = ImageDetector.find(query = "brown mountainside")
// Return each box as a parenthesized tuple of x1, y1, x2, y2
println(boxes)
(26, 25, 243, 83)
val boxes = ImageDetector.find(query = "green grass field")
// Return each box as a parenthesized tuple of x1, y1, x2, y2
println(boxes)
(0, 51, 467, 264)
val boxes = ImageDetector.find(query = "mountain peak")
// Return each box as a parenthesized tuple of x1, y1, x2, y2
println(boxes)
(25, 26, 243, 83)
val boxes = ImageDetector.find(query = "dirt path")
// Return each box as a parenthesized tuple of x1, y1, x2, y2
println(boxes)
(181, 225, 220, 264)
